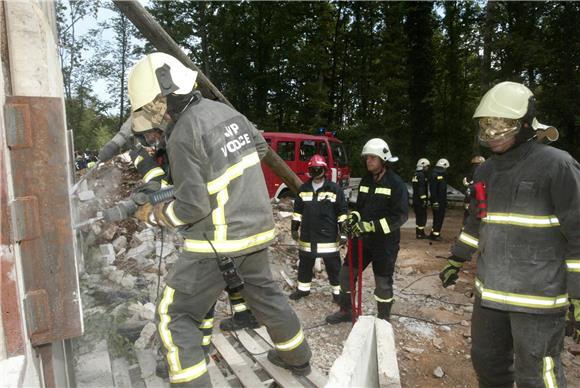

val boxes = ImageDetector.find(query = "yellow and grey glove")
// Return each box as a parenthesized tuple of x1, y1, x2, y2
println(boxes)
(439, 256, 464, 288)
(135, 202, 171, 227)
(338, 222, 348, 246)
(571, 299, 580, 343)
(352, 221, 375, 237)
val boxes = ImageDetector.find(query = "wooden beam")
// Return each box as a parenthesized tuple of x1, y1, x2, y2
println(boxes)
(112, 0, 303, 194)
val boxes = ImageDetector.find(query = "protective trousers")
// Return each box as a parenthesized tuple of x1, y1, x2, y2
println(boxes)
(413, 202, 427, 229)
(338, 233, 400, 309)
(431, 205, 446, 234)
(471, 297, 567, 388)
(158, 248, 311, 387)
(297, 251, 340, 293)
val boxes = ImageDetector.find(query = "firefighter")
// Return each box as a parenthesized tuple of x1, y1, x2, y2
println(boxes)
(429, 158, 449, 241)
(411, 158, 430, 239)
(439, 81, 580, 387)
(130, 131, 259, 333)
(326, 138, 408, 323)
(462, 155, 485, 222)
(128, 53, 311, 386)
(290, 154, 348, 303)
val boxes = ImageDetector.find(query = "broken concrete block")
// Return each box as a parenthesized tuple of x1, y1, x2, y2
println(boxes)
(78, 189, 96, 202)
(99, 244, 116, 266)
(376, 319, 401, 388)
(112, 235, 128, 252)
(135, 322, 157, 350)
(134, 228, 156, 245)
(75, 341, 114, 388)
(126, 240, 155, 261)
(433, 366, 444, 378)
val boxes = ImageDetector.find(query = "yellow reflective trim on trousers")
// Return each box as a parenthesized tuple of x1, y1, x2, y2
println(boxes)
(459, 231, 479, 248)
(234, 303, 248, 312)
(379, 218, 390, 234)
(299, 192, 313, 201)
(359, 186, 369, 193)
(338, 214, 347, 222)
(207, 152, 260, 195)
(411, 176, 418, 182)
(292, 212, 302, 221)
(374, 295, 394, 303)
(483, 212, 560, 227)
(274, 329, 305, 351)
(437, 176, 443, 180)
(543, 356, 557, 388)
(229, 292, 244, 300)
(566, 260, 580, 272)
(475, 278, 568, 309)
(298, 240, 311, 252)
(199, 318, 214, 329)
(169, 359, 208, 384)
(375, 187, 391, 196)
(212, 189, 229, 241)
(420, 194, 427, 199)
(134, 155, 144, 167)
(202, 335, 212, 346)
(158, 287, 181, 371)
(184, 228, 276, 253)
(143, 167, 165, 183)
(165, 201, 186, 226)
(332, 285, 340, 294)
(317, 242, 339, 253)
(297, 282, 311, 291)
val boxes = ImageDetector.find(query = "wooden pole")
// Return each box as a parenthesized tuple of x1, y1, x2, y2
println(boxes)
(113, 0, 303, 194)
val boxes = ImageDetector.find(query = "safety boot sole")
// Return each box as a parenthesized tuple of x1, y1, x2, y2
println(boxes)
(267, 349, 311, 376)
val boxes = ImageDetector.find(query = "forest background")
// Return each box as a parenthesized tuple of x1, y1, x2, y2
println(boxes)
(58, 0, 580, 187)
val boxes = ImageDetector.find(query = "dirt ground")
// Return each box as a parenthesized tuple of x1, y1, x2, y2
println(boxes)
(252, 204, 580, 387)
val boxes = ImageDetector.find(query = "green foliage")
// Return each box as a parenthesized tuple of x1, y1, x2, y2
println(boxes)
(62, 1, 580, 180)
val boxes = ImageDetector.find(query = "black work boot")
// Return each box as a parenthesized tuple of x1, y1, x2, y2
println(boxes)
(219, 310, 260, 331)
(429, 232, 442, 241)
(326, 293, 352, 324)
(267, 349, 311, 376)
(377, 301, 394, 322)
(416, 227, 426, 239)
(332, 293, 340, 304)
(289, 289, 310, 300)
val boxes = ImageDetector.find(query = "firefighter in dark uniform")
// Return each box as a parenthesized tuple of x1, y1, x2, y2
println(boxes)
(326, 138, 408, 323)
(462, 155, 485, 222)
(412, 158, 430, 239)
(429, 158, 449, 241)
(439, 81, 580, 387)
(290, 154, 348, 303)
(128, 53, 311, 386)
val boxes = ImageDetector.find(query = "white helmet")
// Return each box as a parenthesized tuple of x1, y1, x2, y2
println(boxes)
(128, 53, 198, 133)
(361, 138, 398, 163)
(436, 158, 450, 169)
(416, 158, 430, 170)
(473, 81, 553, 145)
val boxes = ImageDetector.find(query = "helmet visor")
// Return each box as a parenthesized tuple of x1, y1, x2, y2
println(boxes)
(478, 117, 520, 146)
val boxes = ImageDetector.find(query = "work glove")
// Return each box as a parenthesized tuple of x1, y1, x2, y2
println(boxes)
(352, 221, 375, 237)
(571, 299, 580, 343)
(339, 234, 348, 247)
(135, 202, 171, 228)
(439, 256, 464, 288)
(347, 211, 360, 227)
(291, 230, 300, 241)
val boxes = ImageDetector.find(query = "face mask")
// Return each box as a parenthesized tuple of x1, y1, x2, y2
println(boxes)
(478, 117, 520, 146)
(308, 167, 324, 178)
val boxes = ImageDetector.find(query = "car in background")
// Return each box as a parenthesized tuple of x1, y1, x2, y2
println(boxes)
(261, 131, 350, 199)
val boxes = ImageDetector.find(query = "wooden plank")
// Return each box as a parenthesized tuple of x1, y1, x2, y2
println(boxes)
(207, 357, 232, 388)
(212, 334, 265, 388)
(237, 330, 304, 387)
(252, 327, 327, 388)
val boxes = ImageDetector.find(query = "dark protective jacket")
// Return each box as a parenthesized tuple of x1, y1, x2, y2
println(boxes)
(292, 179, 348, 256)
(452, 142, 580, 314)
(429, 167, 447, 207)
(411, 170, 429, 204)
(130, 147, 170, 186)
(355, 169, 409, 236)
(159, 94, 274, 259)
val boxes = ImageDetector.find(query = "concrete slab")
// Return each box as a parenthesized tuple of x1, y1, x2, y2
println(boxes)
(75, 341, 114, 388)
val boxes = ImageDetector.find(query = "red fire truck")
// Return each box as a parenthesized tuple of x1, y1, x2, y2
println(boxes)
(261, 131, 350, 199)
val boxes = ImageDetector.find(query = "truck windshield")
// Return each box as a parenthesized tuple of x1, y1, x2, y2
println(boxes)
(331, 142, 348, 167)
(299, 140, 317, 161)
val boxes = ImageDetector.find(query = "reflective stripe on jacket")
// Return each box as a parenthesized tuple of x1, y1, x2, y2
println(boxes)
(293, 179, 347, 255)
(452, 142, 580, 314)
(411, 170, 429, 202)
(164, 95, 275, 258)
(356, 169, 408, 236)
